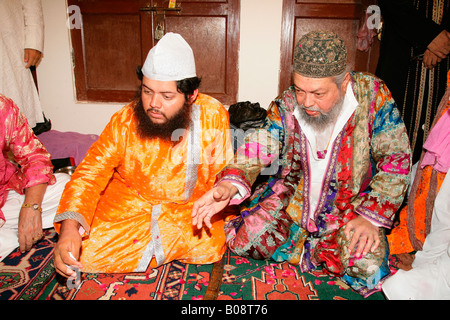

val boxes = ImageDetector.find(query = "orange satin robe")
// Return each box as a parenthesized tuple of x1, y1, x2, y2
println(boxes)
(54, 94, 233, 273)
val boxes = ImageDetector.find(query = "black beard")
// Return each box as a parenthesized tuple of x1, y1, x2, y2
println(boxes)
(133, 96, 192, 141)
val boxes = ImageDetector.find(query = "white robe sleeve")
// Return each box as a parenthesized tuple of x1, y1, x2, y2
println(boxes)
(22, 0, 44, 52)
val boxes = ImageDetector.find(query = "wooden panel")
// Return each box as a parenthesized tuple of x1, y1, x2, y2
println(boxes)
(68, 0, 240, 105)
(158, 0, 240, 104)
(166, 16, 227, 94)
(279, 0, 380, 94)
(293, 18, 360, 71)
(296, 0, 360, 3)
(68, 0, 144, 102)
(180, 0, 227, 2)
(83, 14, 141, 91)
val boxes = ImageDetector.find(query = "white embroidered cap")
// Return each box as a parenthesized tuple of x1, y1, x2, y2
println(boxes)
(142, 32, 197, 81)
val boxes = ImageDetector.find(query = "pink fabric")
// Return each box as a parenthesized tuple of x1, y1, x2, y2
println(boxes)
(379, 153, 411, 175)
(37, 130, 99, 166)
(0, 94, 55, 226)
(357, 11, 377, 52)
(242, 142, 277, 164)
(421, 109, 450, 173)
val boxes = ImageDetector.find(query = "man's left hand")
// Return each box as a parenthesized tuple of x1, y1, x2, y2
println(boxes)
(18, 207, 43, 252)
(24, 49, 42, 68)
(343, 215, 380, 258)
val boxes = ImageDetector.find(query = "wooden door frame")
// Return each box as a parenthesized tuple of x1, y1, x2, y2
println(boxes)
(67, 0, 240, 105)
(165, 0, 240, 105)
(279, 0, 379, 94)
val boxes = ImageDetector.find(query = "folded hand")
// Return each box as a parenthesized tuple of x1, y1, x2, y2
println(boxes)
(343, 215, 380, 258)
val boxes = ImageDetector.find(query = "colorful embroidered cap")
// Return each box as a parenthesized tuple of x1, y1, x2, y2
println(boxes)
(293, 31, 347, 78)
(142, 32, 197, 81)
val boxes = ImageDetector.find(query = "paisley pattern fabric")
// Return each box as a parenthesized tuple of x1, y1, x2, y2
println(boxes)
(54, 93, 233, 273)
(0, 94, 55, 226)
(217, 72, 411, 296)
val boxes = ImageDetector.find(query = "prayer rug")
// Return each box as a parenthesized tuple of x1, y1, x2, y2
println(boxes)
(0, 228, 57, 300)
(0, 228, 390, 300)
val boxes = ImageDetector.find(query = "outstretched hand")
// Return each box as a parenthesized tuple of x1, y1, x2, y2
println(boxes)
(192, 181, 238, 229)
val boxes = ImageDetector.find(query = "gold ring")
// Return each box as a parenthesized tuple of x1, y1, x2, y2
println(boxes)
(32, 233, 44, 242)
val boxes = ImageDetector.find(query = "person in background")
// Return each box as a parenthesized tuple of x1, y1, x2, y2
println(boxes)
(0, 0, 48, 130)
(376, 0, 450, 163)
(382, 70, 450, 300)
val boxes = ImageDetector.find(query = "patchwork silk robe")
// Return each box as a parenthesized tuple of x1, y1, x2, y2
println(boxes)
(54, 94, 233, 273)
(217, 72, 411, 295)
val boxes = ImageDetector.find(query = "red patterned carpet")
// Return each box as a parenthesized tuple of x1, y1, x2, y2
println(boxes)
(0, 228, 391, 301)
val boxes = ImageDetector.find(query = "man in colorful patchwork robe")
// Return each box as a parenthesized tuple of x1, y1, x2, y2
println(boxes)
(53, 33, 233, 277)
(192, 31, 412, 297)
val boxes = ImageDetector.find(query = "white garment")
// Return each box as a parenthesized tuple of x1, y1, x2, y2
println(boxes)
(382, 171, 450, 300)
(142, 32, 197, 81)
(0, 0, 45, 128)
(0, 173, 70, 262)
(293, 83, 358, 231)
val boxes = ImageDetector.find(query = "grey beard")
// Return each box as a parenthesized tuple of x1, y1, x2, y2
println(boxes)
(297, 96, 344, 131)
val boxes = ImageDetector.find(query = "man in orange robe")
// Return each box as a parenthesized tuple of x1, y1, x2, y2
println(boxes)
(53, 33, 233, 277)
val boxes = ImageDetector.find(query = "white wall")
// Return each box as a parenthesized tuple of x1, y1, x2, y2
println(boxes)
(238, 0, 282, 109)
(37, 0, 283, 135)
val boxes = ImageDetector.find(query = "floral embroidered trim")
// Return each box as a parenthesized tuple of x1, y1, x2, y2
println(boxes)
(356, 205, 393, 228)
(313, 130, 345, 222)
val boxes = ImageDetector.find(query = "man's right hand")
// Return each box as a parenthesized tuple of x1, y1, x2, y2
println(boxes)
(427, 30, 450, 60)
(53, 220, 83, 278)
(423, 49, 442, 69)
(192, 181, 238, 229)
